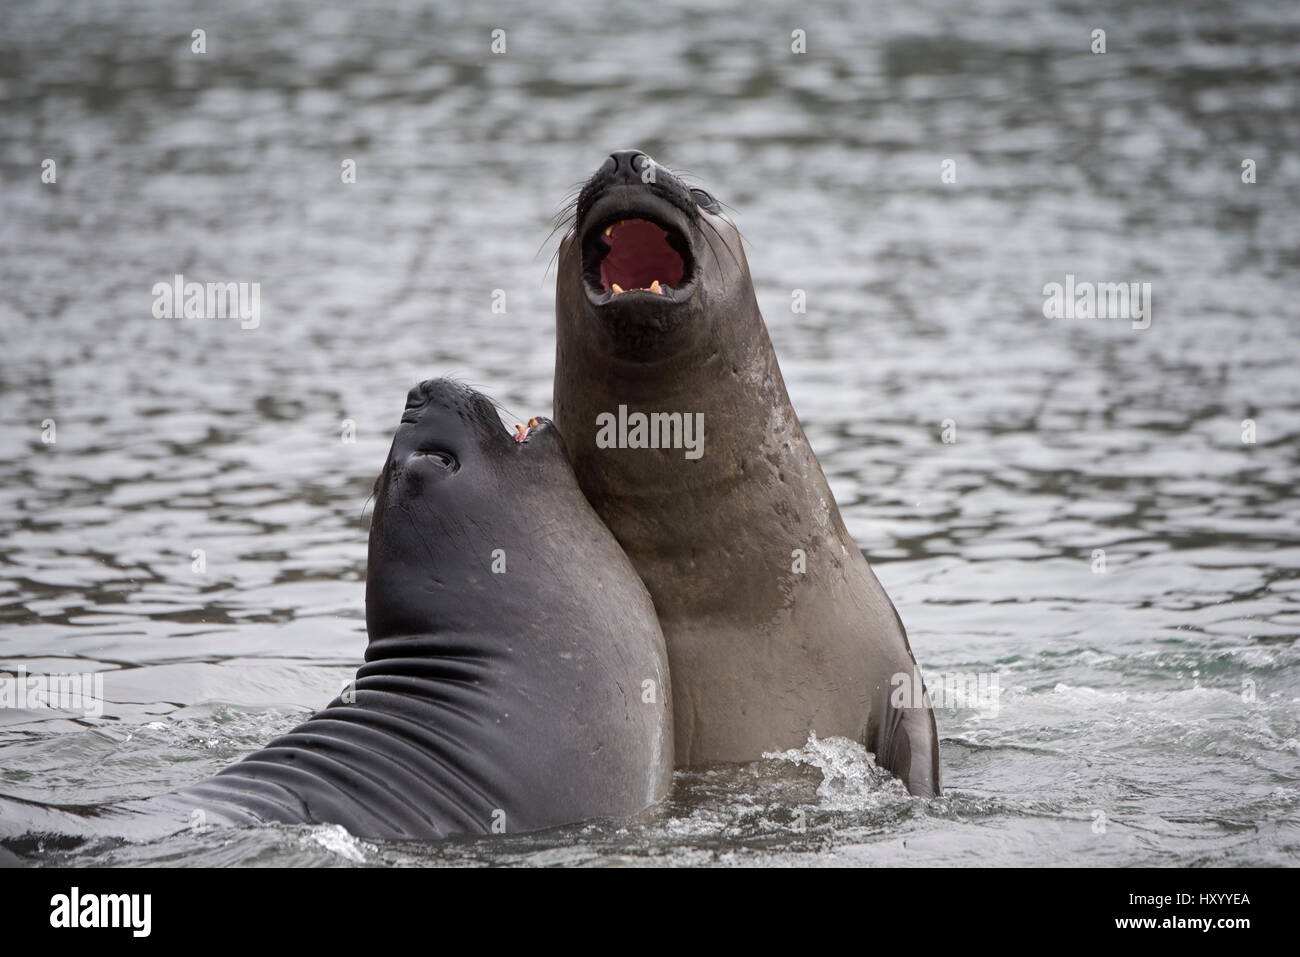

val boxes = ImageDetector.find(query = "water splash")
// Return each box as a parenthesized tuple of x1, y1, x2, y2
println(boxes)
(306, 824, 372, 864)
(764, 732, 910, 809)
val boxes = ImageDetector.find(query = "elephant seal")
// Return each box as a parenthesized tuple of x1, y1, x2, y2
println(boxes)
(1, 379, 673, 846)
(553, 150, 940, 797)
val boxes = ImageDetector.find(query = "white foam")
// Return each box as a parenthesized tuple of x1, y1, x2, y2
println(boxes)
(763, 731, 908, 808)
(306, 823, 371, 863)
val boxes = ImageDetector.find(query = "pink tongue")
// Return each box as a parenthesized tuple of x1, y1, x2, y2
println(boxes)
(600, 220, 684, 290)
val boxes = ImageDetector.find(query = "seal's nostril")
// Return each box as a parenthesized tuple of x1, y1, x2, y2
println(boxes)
(406, 377, 446, 409)
(608, 149, 650, 184)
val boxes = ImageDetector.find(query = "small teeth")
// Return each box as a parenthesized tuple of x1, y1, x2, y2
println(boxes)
(527, 417, 539, 427)
(608, 281, 668, 296)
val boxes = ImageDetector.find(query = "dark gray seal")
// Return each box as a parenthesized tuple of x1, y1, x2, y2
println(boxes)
(553, 150, 940, 797)
(1, 379, 673, 845)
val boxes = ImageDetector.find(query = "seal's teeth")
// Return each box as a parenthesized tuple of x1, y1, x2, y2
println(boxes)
(604, 224, 614, 237)
(515, 424, 526, 434)
(527, 417, 539, 428)
(611, 283, 624, 295)
(649, 280, 662, 294)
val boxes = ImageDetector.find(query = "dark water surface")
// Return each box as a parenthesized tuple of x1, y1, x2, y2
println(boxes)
(1, 0, 1297, 865)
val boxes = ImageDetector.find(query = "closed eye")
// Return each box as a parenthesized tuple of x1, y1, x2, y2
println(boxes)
(690, 187, 720, 213)
(413, 450, 458, 471)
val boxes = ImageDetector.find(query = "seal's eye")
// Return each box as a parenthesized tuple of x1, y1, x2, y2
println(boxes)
(690, 188, 720, 213)
(414, 450, 458, 472)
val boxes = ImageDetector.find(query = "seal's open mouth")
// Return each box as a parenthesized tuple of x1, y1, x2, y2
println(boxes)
(511, 416, 554, 445)
(513, 417, 540, 443)
(581, 212, 694, 306)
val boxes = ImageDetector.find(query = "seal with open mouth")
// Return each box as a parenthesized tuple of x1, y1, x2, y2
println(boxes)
(554, 151, 940, 797)
(1, 379, 673, 846)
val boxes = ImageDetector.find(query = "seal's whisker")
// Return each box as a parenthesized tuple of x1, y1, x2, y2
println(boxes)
(719, 215, 749, 256)
(542, 240, 566, 281)
(535, 213, 576, 264)
(700, 215, 743, 270)
(360, 487, 378, 519)
(536, 188, 584, 266)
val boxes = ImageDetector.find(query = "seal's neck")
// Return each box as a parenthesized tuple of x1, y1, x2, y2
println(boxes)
(569, 291, 830, 488)
(557, 295, 849, 620)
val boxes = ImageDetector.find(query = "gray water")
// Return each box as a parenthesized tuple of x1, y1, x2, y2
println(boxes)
(1, 0, 1298, 866)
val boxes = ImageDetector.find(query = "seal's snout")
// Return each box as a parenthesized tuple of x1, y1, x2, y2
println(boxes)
(402, 379, 484, 424)
(406, 377, 458, 409)
(398, 378, 546, 455)
(604, 149, 653, 185)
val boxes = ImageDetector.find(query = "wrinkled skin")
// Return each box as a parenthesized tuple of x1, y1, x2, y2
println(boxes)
(554, 151, 940, 797)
